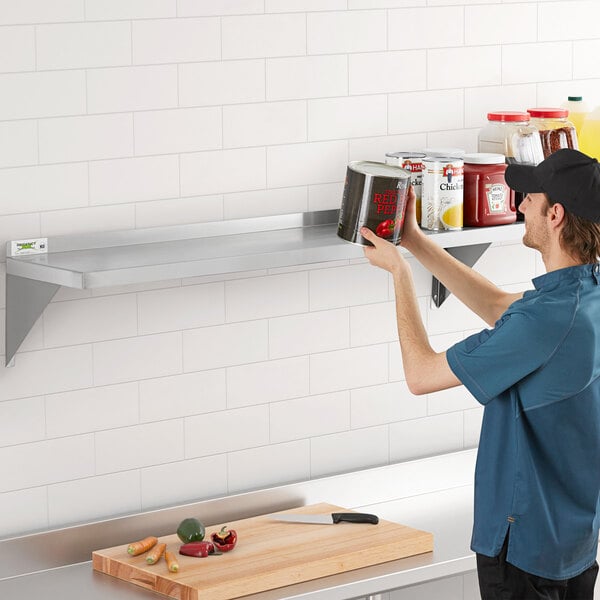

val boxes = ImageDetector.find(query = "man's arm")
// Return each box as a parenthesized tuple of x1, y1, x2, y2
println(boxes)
(362, 227, 461, 395)
(402, 230, 522, 327)
(399, 188, 522, 326)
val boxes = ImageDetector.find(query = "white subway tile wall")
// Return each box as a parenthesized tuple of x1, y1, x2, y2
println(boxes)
(0, 1, 597, 540)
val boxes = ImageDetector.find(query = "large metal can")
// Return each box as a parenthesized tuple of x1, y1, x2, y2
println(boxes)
(337, 161, 411, 246)
(421, 156, 464, 231)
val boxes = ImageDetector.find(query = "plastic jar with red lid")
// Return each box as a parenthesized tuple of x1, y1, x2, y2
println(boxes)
(527, 107, 578, 158)
(463, 153, 516, 227)
(478, 111, 544, 165)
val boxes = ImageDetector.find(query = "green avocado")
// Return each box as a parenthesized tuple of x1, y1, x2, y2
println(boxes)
(176, 517, 206, 543)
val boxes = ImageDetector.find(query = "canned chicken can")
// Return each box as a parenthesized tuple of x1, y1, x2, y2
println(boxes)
(385, 152, 426, 224)
(421, 156, 464, 231)
(337, 161, 411, 247)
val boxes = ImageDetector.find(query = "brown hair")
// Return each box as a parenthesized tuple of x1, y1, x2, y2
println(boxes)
(547, 198, 600, 264)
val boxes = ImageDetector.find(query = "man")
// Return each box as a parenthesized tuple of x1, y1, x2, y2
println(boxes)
(361, 148, 600, 600)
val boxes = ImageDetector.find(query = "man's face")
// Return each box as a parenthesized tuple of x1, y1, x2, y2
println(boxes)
(518, 192, 551, 252)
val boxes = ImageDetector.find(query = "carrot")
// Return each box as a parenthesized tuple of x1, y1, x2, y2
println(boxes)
(127, 536, 158, 556)
(146, 542, 166, 565)
(165, 550, 179, 573)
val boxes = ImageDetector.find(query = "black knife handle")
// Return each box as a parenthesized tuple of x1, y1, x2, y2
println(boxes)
(331, 512, 379, 525)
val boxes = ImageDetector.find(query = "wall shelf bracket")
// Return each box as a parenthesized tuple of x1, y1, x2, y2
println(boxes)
(431, 242, 491, 308)
(5, 274, 59, 366)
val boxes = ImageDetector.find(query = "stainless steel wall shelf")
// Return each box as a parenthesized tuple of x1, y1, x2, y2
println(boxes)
(4, 210, 525, 365)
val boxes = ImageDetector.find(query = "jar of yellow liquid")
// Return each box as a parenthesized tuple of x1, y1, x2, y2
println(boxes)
(561, 96, 589, 139)
(579, 105, 600, 160)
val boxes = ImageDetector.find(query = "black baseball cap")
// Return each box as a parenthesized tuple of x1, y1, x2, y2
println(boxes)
(505, 148, 600, 222)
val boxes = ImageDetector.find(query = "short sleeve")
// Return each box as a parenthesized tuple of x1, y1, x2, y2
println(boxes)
(447, 310, 566, 405)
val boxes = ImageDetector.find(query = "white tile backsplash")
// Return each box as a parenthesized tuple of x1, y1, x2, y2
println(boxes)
(309, 264, 390, 311)
(183, 320, 268, 371)
(86, 0, 176, 21)
(87, 66, 178, 114)
(310, 425, 389, 478)
(0, 487, 48, 538)
(0, 345, 93, 402)
(138, 282, 225, 335)
(134, 107, 222, 156)
(46, 383, 139, 437)
(349, 51, 426, 96)
(224, 101, 307, 148)
(222, 14, 306, 59)
(139, 369, 226, 422)
(39, 113, 134, 164)
(0, 163, 88, 215)
(307, 10, 387, 55)
(310, 344, 389, 395)
(428, 46, 502, 90)
(389, 89, 464, 134)
(388, 7, 464, 50)
(0, 70, 86, 120)
(141, 454, 228, 509)
(0, 0, 83, 25)
(502, 42, 573, 85)
(90, 155, 179, 206)
(351, 382, 427, 428)
(36, 22, 131, 70)
(538, 0, 600, 42)
(179, 59, 265, 107)
(267, 140, 348, 188)
(0, 26, 35, 73)
(93, 332, 182, 386)
(390, 413, 464, 462)
(181, 147, 266, 196)
(270, 390, 350, 443)
(0, 120, 37, 169)
(227, 356, 309, 408)
(96, 419, 184, 474)
(48, 471, 141, 527)
(0, 396, 45, 447)
(465, 4, 537, 45)
(0, 0, 582, 537)
(132, 17, 220, 64)
(267, 55, 348, 101)
(41, 204, 136, 237)
(225, 272, 308, 322)
(268, 308, 350, 359)
(308, 95, 388, 141)
(227, 440, 311, 493)
(0, 434, 95, 492)
(43, 294, 138, 347)
(185, 405, 269, 457)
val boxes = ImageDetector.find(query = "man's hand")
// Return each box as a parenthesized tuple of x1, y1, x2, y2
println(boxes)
(361, 227, 407, 276)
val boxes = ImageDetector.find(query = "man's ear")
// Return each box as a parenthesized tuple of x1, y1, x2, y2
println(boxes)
(549, 202, 567, 229)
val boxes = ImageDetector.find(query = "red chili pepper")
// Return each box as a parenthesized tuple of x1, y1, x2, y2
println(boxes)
(376, 219, 395, 238)
(211, 526, 238, 552)
(179, 541, 217, 558)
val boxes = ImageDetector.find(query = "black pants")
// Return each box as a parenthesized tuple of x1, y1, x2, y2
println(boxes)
(477, 535, 599, 600)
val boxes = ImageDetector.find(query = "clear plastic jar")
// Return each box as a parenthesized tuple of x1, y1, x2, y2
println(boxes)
(527, 108, 579, 158)
(478, 111, 544, 165)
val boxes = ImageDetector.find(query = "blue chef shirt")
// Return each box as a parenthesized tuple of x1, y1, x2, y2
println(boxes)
(447, 264, 600, 580)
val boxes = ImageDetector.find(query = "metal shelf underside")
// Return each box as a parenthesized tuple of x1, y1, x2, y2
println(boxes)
(4, 210, 525, 365)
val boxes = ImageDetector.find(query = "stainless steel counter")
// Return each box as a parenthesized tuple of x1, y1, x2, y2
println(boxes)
(0, 450, 477, 600)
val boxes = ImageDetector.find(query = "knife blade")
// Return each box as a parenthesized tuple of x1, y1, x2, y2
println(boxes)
(269, 512, 379, 525)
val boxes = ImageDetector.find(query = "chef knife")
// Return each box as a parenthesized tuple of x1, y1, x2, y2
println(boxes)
(269, 512, 379, 525)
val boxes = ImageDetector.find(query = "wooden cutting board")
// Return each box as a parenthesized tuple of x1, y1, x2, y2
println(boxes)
(92, 502, 433, 600)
